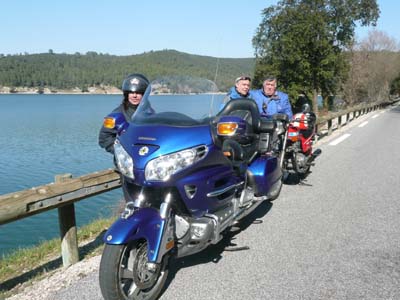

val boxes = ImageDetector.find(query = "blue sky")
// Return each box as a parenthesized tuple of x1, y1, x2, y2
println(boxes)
(0, 0, 398, 58)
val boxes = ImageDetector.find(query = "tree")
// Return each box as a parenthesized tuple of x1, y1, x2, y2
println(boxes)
(343, 30, 399, 104)
(0, 50, 255, 93)
(252, 0, 380, 114)
(359, 30, 399, 102)
(390, 75, 400, 97)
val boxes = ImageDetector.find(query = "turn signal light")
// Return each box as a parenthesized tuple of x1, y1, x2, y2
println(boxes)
(103, 117, 116, 129)
(217, 123, 238, 136)
(166, 239, 175, 250)
(287, 132, 299, 142)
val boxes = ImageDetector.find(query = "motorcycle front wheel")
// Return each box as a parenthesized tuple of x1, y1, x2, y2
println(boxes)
(293, 153, 311, 176)
(99, 240, 169, 300)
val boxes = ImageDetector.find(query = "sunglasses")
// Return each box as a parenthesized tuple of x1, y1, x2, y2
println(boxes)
(235, 76, 251, 83)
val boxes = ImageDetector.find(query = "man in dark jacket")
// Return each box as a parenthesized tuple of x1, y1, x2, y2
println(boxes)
(98, 73, 149, 154)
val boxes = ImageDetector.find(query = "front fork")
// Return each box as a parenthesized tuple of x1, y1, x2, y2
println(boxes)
(119, 189, 175, 268)
(154, 194, 175, 263)
(279, 129, 289, 169)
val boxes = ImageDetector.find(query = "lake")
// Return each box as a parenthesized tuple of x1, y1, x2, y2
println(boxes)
(0, 93, 224, 257)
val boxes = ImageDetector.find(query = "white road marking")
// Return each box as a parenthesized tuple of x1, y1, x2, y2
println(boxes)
(372, 114, 379, 119)
(329, 133, 351, 146)
(358, 121, 368, 128)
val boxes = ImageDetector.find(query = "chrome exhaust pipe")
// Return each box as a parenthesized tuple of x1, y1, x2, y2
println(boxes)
(312, 148, 322, 158)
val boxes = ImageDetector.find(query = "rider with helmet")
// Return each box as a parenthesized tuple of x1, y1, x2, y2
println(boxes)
(98, 73, 149, 154)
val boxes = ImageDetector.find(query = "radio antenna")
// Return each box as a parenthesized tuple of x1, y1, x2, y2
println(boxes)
(209, 55, 220, 116)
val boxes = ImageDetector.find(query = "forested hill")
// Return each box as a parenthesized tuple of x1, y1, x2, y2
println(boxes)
(0, 50, 255, 93)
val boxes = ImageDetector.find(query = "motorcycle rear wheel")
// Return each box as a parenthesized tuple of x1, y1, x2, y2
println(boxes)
(99, 240, 169, 300)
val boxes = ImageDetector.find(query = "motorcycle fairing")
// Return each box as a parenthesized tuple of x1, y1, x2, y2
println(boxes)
(103, 207, 167, 262)
(117, 122, 243, 215)
(247, 155, 280, 196)
(175, 162, 242, 216)
(104, 112, 129, 133)
(118, 124, 213, 170)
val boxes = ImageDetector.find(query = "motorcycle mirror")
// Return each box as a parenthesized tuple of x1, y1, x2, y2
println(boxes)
(302, 103, 311, 113)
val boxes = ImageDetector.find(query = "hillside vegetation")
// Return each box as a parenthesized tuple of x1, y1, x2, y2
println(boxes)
(0, 50, 255, 94)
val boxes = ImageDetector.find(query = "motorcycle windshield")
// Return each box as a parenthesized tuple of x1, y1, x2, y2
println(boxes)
(131, 80, 225, 126)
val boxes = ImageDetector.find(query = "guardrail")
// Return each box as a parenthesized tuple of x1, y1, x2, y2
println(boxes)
(0, 98, 398, 267)
(315, 99, 399, 140)
(0, 169, 121, 266)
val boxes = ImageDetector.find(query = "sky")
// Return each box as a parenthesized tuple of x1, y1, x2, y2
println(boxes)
(0, 0, 398, 58)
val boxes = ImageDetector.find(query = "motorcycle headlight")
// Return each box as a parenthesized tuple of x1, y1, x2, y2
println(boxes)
(114, 140, 134, 179)
(145, 146, 207, 181)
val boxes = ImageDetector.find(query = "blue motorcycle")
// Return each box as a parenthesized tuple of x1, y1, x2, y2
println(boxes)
(99, 83, 284, 300)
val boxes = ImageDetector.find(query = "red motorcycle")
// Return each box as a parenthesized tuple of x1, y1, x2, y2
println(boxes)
(280, 104, 321, 179)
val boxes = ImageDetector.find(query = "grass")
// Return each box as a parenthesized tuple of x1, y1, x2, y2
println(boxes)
(0, 216, 116, 299)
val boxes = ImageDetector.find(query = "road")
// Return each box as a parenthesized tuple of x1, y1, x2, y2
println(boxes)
(12, 104, 400, 300)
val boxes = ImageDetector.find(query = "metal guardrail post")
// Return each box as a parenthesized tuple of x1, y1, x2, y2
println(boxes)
(327, 119, 332, 136)
(56, 174, 79, 267)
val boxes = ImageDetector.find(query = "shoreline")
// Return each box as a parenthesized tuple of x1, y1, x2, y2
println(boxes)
(0, 86, 121, 95)
(0, 86, 225, 96)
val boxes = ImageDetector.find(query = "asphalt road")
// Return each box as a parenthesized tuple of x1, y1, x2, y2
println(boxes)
(45, 104, 400, 300)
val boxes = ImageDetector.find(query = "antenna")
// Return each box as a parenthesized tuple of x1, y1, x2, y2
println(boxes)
(209, 56, 220, 116)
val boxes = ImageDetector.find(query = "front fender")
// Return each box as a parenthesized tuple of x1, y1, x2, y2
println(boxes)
(103, 207, 165, 262)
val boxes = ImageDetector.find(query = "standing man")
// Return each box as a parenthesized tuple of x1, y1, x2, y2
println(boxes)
(252, 76, 293, 119)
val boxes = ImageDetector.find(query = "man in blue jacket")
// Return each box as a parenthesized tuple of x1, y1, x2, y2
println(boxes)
(219, 75, 254, 111)
(223, 75, 253, 102)
(251, 76, 293, 119)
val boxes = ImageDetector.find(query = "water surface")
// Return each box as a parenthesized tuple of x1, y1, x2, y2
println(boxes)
(0, 93, 222, 257)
